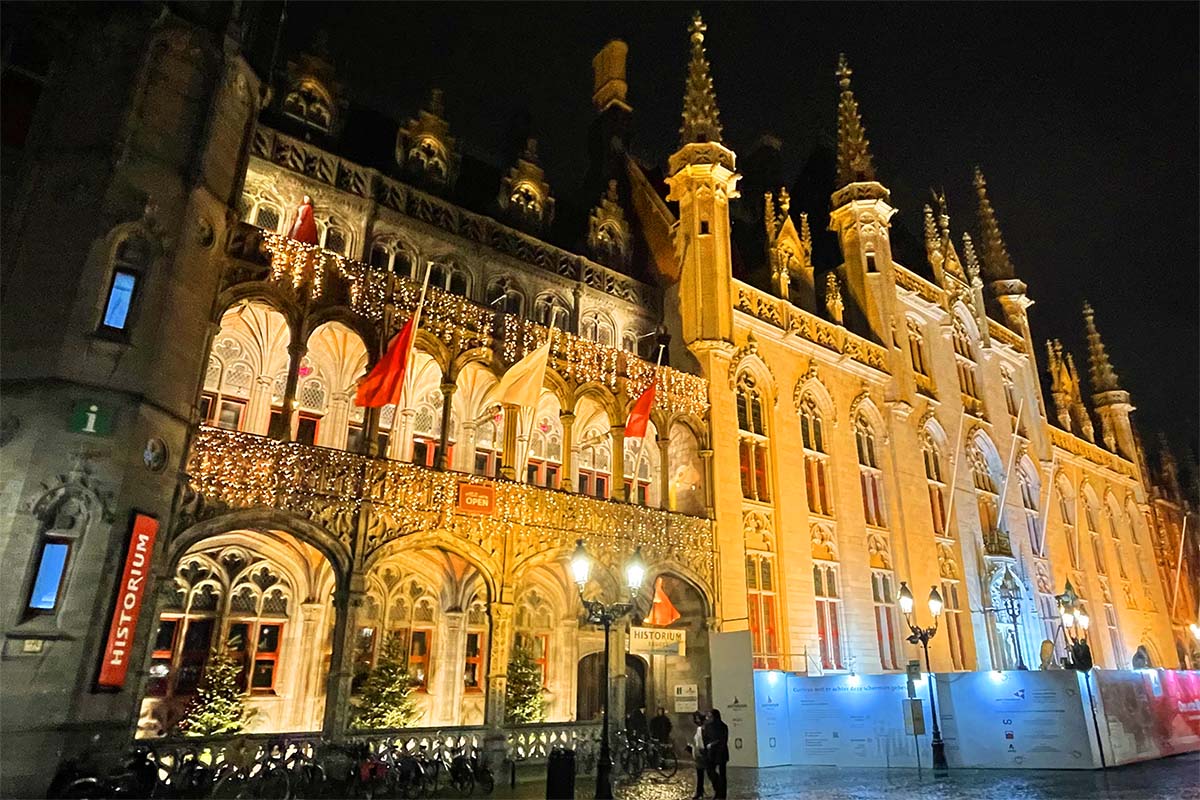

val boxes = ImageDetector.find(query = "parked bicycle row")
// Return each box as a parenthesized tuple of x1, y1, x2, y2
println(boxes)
(46, 735, 495, 799)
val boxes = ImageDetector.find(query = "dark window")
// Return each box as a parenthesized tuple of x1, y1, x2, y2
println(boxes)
(296, 414, 319, 445)
(699, 220, 710, 235)
(27, 539, 70, 612)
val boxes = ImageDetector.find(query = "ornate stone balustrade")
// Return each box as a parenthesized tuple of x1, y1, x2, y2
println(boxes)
(733, 281, 889, 372)
(893, 265, 944, 306)
(184, 428, 717, 592)
(988, 319, 1026, 352)
(1048, 426, 1137, 479)
(983, 529, 1014, 558)
(915, 372, 936, 398)
(250, 126, 656, 310)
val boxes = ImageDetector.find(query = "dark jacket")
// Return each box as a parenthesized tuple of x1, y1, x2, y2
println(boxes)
(649, 713, 672, 742)
(702, 718, 730, 764)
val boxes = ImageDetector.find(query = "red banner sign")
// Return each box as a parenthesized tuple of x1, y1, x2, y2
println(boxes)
(97, 513, 159, 688)
(457, 482, 495, 515)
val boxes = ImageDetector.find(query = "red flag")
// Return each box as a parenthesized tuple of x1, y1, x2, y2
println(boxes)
(625, 381, 656, 439)
(355, 317, 417, 408)
(646, 577, 681, 627)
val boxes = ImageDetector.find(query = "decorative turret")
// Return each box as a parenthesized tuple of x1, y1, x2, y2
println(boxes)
(973, 167, 1031, 333)
(665, 11, 739, 345)
(1083, 302, 1139, 459)
(764, 188, 813, 306)
(1046, 340, 1096, 443)
(679, 11, 722, 147)
(396, 88, 460, 192)
(587, 179, 631, 269)
(827, 54, 896, 345)
(498, 137, 555, 234)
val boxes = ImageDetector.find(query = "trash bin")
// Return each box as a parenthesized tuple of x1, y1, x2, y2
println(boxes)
(545, 746, 576, 800)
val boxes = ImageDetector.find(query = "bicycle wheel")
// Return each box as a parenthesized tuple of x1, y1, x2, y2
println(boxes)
(654, 748, 678, 779)
(248, 766, 290, 799)
(475, 769, 494, 796)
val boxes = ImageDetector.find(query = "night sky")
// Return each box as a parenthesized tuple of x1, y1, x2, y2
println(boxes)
(280, 2, 1198, 471)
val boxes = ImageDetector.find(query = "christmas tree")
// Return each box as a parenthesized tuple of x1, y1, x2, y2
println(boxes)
(505, 644, 546, 724)
(176, 649, 247, 736)
(351, 634, 421, 730)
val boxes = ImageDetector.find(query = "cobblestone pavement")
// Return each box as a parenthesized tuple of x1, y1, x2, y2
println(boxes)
(491, 751, 1200, 800)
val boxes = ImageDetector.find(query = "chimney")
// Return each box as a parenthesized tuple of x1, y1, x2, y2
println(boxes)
(592, 40, 631, 113)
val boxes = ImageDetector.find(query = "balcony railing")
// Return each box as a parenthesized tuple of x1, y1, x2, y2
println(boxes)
(1048, 426, 1137, 479)
(184, 428, 717, 591)
(983, 528, 1014, 558)
(732, 281, 889, 372)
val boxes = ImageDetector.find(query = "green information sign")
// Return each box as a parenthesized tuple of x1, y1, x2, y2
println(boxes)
(68, 401, 113, 436)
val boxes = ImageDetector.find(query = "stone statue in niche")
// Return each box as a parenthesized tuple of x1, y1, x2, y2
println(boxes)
(290, 195, 318, 244)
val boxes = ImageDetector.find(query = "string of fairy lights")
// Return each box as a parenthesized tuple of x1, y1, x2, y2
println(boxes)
(261, 232, 710, 418)
(189, 427, 716, 584)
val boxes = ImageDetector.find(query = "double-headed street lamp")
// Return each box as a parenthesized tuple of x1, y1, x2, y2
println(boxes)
(996, 567, 1028, 670)
(1056, 580, 1093, 671)
(898, 581, 949, 771)
(570, 539, 646, 800)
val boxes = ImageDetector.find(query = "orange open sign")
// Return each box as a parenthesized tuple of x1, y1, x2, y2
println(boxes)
(457, 482, 495, 515)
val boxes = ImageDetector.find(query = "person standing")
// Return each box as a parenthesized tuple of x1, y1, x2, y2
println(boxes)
(702, 708, 729, 800)
(649, 706, 673, 744)
(290, 194, 319, 244)
(686, 711, 707, 799)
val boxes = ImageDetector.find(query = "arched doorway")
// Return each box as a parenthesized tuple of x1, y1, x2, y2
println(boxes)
(624, 654, 646, 720)
(573, 652, 647, 726)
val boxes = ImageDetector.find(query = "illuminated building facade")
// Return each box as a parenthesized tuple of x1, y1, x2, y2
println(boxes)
(0, 5, 1194, 794)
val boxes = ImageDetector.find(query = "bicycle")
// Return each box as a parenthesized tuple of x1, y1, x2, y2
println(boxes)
(207, 738, 290, 799)
(644, 737, 679, 779)
(48, 747, 161, 799)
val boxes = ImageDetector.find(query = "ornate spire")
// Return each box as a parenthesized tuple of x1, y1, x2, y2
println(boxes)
(973, 167, 1016, 281)
(835, 54, 876, 186)
(961, 232, 981, 285)
(679, 12, 723, 146)
(1083, 301, 1120, 393)
(799, 212, 812, 252)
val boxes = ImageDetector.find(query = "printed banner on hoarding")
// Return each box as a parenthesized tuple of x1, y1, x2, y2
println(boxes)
(97, 513, 159, 688)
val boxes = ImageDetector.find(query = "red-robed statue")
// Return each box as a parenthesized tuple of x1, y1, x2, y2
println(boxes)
(289, 194, 319, 244)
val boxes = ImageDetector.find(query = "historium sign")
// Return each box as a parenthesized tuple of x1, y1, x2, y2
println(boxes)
(630, 626, 686, 656)
(97, 513, 159, 688)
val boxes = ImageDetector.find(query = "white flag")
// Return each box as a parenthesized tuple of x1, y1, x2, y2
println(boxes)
(495, 339, 552, 409)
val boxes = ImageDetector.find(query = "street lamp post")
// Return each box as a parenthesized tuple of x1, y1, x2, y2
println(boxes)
(996, 567, 1028, 670)
(571, 539, 646, 800)
(898, 581, 949, 771)
(1055, 580, 1093, 671)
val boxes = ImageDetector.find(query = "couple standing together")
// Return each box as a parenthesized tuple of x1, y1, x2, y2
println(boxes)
(686, 709, 729, 800)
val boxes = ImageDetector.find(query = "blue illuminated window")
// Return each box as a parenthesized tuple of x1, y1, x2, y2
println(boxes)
(28, 540, 70, 611)
(102, 270, 137, 330)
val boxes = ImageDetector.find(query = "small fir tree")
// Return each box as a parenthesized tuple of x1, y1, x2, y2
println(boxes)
(351, 634, 421, 730)
(176, 649, 247, 736)
(505, 644, 547, 724)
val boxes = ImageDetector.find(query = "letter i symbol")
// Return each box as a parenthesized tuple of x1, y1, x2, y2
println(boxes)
(82, 405, 99, 433)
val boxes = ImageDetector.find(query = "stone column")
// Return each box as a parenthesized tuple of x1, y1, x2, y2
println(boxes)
(485, 602, 514, 725)
(270, 339, 307, 441)
(559, 618, 580, 720)
(559, 411, 576, 492)
(323, 574, 365, 739)
(297, 602, 325, 730)
(458, 421, 477, 473)
(609, 621, 628, 732)
(245, 374, 274, 435)
(699, 448, 715, 517)
(436, 382, 457, 470)
(436, 611, 467, 725)
(499, 405, 520, 481)
(611, 424, 626, 501)
(657, 435, 671, 509)
(322, 392, 351, 450)
(389, 407, 414, 461)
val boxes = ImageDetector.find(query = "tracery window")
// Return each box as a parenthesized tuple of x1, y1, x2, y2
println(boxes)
(474, 409, 504, 478)
(428, 261, 470, 297)
(385, 581, 437, 691)
(369, 240, 415, 278)
(813, 563, 844, 670)
(533, 293, 569, 329)
(746, 551, 781, 670)
(1057, 481, 1080, 569)
(907, 320, 928, 376)
(282, 78, 333, 133)
(941, 580, 967, 670)
(526, 415, 562, 489)
(800, 398, 832, 516)
(577, 434, 611, 499)
(1084, 497, 1106, 575)
(953, 317, 980, 401)
(970, 444, 1001, 542)
(922, 433, 948, 537)
(623, 436, 657, 506)
(486, 277, 524, 317)
(737, 374, 770, 502)
(463, 597, 488, 692)
(856, 416, 886, 527)
(871, 570, 900, 671)
(580, 311, 615, 347)
(1018, 467, 1041, 553)
(1002, 367, 1020, 419)
(515, 591, 554, 686)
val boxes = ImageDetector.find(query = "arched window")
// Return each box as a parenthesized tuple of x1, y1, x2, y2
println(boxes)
(922, 432, 948, 537)
(527, 413, 563, 489)
(369, 240, 415, 278)
(623, 432, 659, 507)
(429, 261, 470, 297)
(736, 374, 770, 502)
(474, 407, 504, 478)
(463, 594, 488, 693)
(252, 202, 283, 233)
(486, 277, 524, 317)
(578, 432, 611, 499)
(580, 311, 615, 347)
(800, 398, 832, 516)
(746, 549, 780, 670)
(969, 441, 1004, 549)
(941, 578, 967, 670)
(871, 570, 900, 671)
(812, 560, 844, 671)
(1018, 465, 1041, 553)
(1057, 479, 1080, 569)
(621, 331, 639, 354)
(410, 389, 453, 468)
(515, 590, 555, 686)
(382, 577, 438, 691)
(1083, 494, 1106, 575)
(319, 216, 349, 255)
(1106, 502, 1127, 580)
(1001, 367, 1020, 419)
(953, 317, 980, 402)
(283, 78, 333, 133)
(856, 416, 885, 527)
(533, 293, 569, 328)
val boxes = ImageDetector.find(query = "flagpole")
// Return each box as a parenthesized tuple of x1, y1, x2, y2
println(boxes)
(518, 321, 556, 484)
(995, 399, 1026, 541)
(394, 264, 432, 458)
(629, 345, 665, 504)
